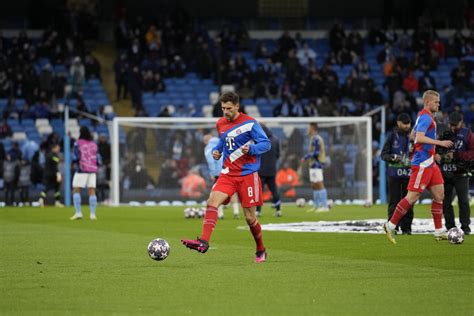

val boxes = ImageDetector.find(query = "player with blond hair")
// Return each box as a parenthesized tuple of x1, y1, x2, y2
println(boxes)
(383, 90, 454, 243)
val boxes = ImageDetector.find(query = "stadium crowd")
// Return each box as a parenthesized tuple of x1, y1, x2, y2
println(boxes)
(1, 5, 474, 204)
(113, 11, 474, 133)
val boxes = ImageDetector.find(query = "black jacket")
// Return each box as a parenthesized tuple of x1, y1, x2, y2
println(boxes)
(258, 127, 280, 177)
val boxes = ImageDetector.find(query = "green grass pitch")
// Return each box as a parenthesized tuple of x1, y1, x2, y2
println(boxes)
(1, 204, 473, 315)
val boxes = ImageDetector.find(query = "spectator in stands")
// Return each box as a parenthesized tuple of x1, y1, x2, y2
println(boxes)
(338, 46, 356, 65)
(255, 41, 270, 59)
(348, 30, 363, 56)
(284, 49, 301, 82)
(418, 71, 436, 92)
(114, 53, 129, 100)
(8, 142, 22, 161)
(154, 72, 166, 93)
(129, 38, 143, 66)
(69, 57, 85, 97)
(127, 66, 142, 108)
(169, 56, 186, 77)
(157, 158, 180, 188)
(126, 127, 146, 158)
(180, 167, 207, 199)
(329, 22, 345, 53)
(296, 42, 316, 67)
(39, 64, 54, 101)
(278, 31, 297, 59)
(142, 70, 156, 92)
(54, 71, 67, 99)
(451, 62, 471, 97)
(145, 24, 160, 49)
(196, 43, 213, 78)
(356, 56, 370, 74)
(174, 105, 190, 118)
(0, 118, 12, 139)
(125, 160, 155, 190)
(33, 100, 51, 119)
(84, 51, 101, 81)
(431, 36, 446, 61)
(403, 71, 419, 93)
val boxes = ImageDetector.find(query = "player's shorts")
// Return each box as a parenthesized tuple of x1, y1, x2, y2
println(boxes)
(407, 164, 444, 192)
(309, 168, 324, 183)
(72, 173, 97, 188)
(212, 172, 263, 208)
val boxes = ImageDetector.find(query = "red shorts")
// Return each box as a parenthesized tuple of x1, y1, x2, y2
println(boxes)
(213, 172, 263, 208)
(407, 164, 444, 192)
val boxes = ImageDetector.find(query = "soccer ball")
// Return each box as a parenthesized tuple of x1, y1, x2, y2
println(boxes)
(147, 238, 170, 261)
(327, 199, 334, 209)
(447, 227, 464, 245)
(196, 207, 205, 218)
(184, 207, 196, 219)
(296, 198, 306, 207)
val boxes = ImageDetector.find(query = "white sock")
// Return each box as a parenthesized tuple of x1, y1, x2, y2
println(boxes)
(232, 202, 239, 215)
(218, 206, 224, 218)
(388, 221, 396, 230)
(435, 228, 445, 234)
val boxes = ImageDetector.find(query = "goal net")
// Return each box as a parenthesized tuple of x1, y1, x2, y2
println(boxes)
(111, 117, 372, 205)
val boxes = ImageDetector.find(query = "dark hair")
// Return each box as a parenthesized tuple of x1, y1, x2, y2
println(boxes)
(219, 91, 239, 105)
(397, 113, 411, 124)
(309, 122, 318, 130)
(79, 126, 93, 141)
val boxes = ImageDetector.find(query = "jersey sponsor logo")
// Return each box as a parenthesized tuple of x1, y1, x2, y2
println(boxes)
(225, 136, 236, 150)
(226, 122, 254, 138)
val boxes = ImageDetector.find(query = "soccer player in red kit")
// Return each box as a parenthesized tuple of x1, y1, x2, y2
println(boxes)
(383, 90, 454, 244)
(181, 92, 271, 262)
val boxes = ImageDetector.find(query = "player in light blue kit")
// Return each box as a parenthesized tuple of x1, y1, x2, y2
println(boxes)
(302, 123, 329, 212)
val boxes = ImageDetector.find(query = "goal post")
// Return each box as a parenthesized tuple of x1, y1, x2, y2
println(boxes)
(111, 116, 372, 206)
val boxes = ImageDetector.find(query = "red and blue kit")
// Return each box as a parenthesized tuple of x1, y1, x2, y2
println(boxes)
(408, 109, 444, 192)
(212, 113, 271, 207)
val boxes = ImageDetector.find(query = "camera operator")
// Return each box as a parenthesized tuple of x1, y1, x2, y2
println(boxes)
(436, 112, 474, 235)
(382, 113, 414, 234)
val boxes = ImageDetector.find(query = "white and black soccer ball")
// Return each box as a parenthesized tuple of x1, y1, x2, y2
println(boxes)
(147, 238, 170, 261)
(296, 198, 306, 208)
(196, 207, 205, 218)
(447, 227, 464, 245)
(184, 207, 196, 219)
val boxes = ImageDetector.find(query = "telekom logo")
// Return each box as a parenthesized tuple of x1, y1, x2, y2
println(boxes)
(225, 136, 236, 150)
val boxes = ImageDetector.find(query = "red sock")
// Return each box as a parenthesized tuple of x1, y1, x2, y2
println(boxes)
(431, 201, 443, 229)
(390, 197, 412, 225)
(200, 206, 218, 241)
(248, 219, 265, 252)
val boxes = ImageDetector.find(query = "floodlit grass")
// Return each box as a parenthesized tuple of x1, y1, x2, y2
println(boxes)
(0, 204, 472, 315)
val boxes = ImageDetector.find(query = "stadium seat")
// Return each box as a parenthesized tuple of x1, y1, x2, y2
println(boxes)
(38, 125, 53, 135)
(202, 105, 213, 117)
(245, 105, 261, 117)
(35, 118, 49, 127)
(12, 132, 27, 141)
